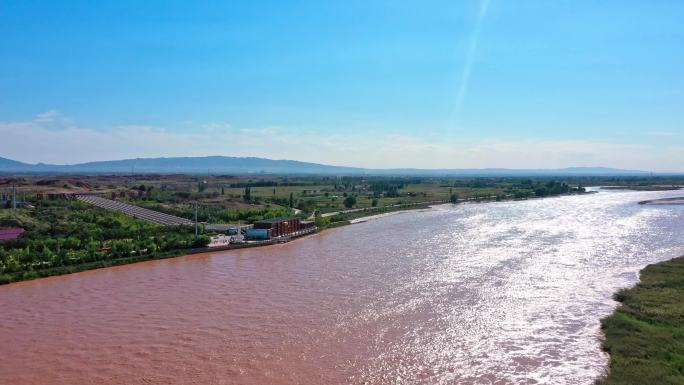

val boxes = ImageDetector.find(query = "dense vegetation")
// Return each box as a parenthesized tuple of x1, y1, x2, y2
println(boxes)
(119, 176, 592, 220)
(0, 200, 209, 284)
(136, 198, 292, 224)
(598, 255, 684, 385)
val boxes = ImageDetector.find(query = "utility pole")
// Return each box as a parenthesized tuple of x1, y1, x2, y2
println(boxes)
(194, 201, 199, 237)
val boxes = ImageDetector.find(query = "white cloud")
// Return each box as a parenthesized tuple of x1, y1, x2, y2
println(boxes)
(1, 111, 682, 172)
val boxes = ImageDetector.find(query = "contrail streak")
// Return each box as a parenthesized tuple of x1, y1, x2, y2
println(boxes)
(454, 0, 490, 115)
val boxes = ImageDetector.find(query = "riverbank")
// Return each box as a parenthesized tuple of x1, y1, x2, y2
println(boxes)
(41, 191, 581, 282)
(597, 254, 684, 385)
(0, 228, 319, 285)
(323, 201, 438, 227)
(602, 186, 682, 191)
(639, 197, 684, 205)
(321, 189, 592, 227)
(0, 191, 590, 285)
(1, 202, 436, 285)
(1, 203, 438, 285)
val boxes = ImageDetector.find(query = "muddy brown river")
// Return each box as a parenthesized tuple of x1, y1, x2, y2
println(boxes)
(1, 189, 684, 385)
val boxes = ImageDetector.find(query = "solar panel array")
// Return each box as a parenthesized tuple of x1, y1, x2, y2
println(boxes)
(76, 195, 194, 226)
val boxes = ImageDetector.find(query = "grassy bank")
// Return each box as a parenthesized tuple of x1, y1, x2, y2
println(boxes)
(0, 249, 189, 284)
(597, 255, 684, 385)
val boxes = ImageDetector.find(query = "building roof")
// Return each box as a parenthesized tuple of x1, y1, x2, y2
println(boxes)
(254, 216, 298, 224)
(0, 227, 25, 241)
(205, 224, 238, 231)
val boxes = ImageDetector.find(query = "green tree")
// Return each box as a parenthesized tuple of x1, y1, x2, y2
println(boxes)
(343, 195, 357, 208)
(371, 198, 378, 207)
(111, 240, 134, 258)
(244, 187, 251, 202)
(314, 214, 330, 228)
(191, 235, 211, 248)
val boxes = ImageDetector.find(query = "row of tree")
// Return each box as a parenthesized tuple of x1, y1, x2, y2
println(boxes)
(0, 200, 209, 281)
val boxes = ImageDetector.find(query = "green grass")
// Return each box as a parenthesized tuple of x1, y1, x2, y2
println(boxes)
(597, 255, 684, 385)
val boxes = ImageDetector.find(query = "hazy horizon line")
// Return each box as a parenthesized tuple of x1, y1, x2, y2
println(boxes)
(3, 154, 681, 174)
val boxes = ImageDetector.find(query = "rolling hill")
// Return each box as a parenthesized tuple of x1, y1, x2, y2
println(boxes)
(0, 156, 655, 176)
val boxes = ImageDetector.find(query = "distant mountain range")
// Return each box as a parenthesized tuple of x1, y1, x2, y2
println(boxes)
(0, 156, 659, 176)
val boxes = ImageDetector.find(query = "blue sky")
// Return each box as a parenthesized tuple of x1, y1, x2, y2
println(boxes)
(1, 0, 683, 170)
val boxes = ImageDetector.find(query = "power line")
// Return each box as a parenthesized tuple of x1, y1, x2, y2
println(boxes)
(194, 201, 199, 237)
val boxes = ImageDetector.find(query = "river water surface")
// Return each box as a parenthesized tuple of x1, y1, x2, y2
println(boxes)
(2, 189, 684, 385)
